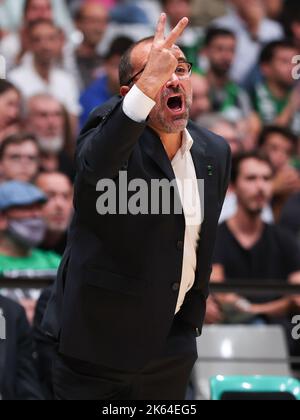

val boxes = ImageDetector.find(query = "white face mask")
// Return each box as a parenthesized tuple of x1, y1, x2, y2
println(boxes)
(38, 136, 64, 154)
(7, 217, 47, 249)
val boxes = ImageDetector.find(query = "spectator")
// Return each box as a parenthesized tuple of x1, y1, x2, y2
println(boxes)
(36, 172, 73, 256)
(9, 19, 80, 133)
(197, 113, 244, 158)
(160, 0, 202, 49)
(0, 295, 43, 400)
(197, 113, 272, 224)
(206, 152, 300, 328)
(213, 0, 284, 83)
(0, 181, 61, 322)
(0, 133, 40, 183)
(0, 0, 54, 70)
(74, 1, 109, 89)
(202, 28, 253, 121)
(280, 192, 300, 246)
(79, 35, 133, 127)
(259, 125, 300, 220)
(25, 94, 75, 181)
(191, 0, 227, 27)
(251, 40, 300, 135)
(0, 0, 74, 34)
(0, 80, 22, 143)
(189, 73, 211, 121)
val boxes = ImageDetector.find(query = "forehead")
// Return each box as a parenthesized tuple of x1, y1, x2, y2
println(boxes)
(5, 141, 38, 152)
(38, 175, 72, 192)
(30, 97, 62, 113)
(131, 41, 186, 70)
(240, 158, 272, 176)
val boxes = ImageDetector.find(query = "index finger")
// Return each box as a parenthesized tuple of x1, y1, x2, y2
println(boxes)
(164, 17, 189, 49)
(153, 13, 166, 44)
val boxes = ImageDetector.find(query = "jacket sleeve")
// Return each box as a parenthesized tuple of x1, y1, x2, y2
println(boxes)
(76, 99, 148, 185)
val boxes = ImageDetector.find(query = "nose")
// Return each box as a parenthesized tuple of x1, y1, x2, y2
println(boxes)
(166, 73, 180, 89)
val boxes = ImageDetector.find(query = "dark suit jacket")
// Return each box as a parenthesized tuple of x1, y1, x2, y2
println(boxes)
(42, 96, 231, 370)
(0, 296, 43, 400)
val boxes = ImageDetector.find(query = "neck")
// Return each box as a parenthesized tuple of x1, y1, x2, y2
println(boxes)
(207, 69, 228, 89)
(41, 154, 59, 172)
(0, 235, 30, 257)
(230, 206, 263, 234)
(152, 128, 183, 161)
(239, 13, 261, 37)
(77, 41, 97, 58)
(34, 57, 51, 81)
(43, 230, 63, 247)
(267, 80, 289, 99)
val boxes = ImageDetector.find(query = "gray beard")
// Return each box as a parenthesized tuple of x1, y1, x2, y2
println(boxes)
(38, 136, 64, 154)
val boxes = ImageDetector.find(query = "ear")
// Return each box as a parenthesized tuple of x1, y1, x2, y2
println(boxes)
(0, 213, 8, 231)
(120, 86, 130, 97)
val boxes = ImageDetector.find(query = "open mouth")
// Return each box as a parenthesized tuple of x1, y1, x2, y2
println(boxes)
(167, 95, 183, 112)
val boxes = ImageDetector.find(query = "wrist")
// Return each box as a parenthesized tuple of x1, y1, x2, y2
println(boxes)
(136, 77, 160, 101)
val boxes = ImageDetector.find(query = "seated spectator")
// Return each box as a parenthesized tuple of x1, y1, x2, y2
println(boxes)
(251, 40, 300, 135)
(0, 80, 22, 143)
(280, 193, 300, 246)
(8, 19, 80, 135)
(0, 295, 43, 400)
(0, 133, 40, 183)
(74, 1, 109, 89)
(213, 0, 284, 84)
(36, 172, 73, 256)
(197, 113, 244, 158)
(206, 152, 300, 331)
(160, 0, 202, 49)
(25, 94, 75, 181)
(79, 35, 133, 128)
(0, 0, 54, 70)
(202, 27, 253, 122)
(189, 73, 211, 121)
(0, 181, 61, 322)
(0, 0, 74, 35)
(191, 0, 227, 27)
(259, 125, 300, 220)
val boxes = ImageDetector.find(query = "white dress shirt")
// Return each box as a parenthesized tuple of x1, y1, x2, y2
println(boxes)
(123, 86, 202, 314)
(9, 60, 81, 116)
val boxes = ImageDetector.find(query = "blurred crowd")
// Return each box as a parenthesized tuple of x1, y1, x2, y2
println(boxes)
(0, 0, 300, 400)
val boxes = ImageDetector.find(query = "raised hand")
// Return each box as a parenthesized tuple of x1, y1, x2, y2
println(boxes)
(136, 13, 189, 100)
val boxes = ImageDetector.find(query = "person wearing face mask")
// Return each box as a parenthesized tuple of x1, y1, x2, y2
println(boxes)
(0, 181, 61, 323)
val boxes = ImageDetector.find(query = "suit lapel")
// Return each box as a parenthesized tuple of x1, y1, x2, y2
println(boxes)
(141, 127, 176, 181)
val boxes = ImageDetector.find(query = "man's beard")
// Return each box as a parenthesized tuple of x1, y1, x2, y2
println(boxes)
(149, 88, 192, 134)
(38, 136, 64, 154)
(211, 63, 230, 78)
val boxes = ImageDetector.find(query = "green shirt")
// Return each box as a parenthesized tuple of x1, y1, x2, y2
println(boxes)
(252, 82, 290, 123)
(0, 249, 61, 277)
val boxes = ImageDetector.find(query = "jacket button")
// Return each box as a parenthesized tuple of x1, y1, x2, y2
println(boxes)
(177, 241, 184, 251)
(172, 282, 180, 292)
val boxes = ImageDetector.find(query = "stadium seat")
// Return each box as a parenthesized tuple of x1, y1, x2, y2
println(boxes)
(191, 326, 292, 400)
(210, 376, 300, 400)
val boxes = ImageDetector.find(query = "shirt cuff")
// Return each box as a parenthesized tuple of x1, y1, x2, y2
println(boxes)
(122, 85, 156, 123)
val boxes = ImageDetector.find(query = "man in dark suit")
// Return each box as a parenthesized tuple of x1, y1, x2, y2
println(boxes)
(0, 295, 43, 400)
(42, 14, 231, 400)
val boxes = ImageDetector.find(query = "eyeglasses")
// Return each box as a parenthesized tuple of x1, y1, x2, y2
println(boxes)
(125, 61, 193, 86)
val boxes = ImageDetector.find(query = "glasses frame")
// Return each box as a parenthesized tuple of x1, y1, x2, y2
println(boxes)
(125, 61, 193, 87)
